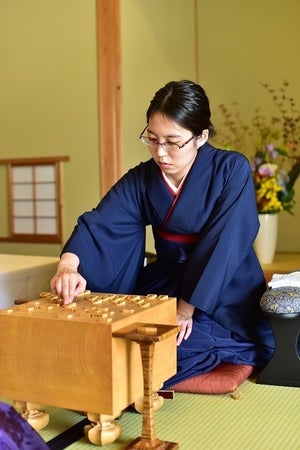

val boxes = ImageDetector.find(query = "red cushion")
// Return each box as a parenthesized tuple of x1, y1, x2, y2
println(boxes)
(169, 363, 254, 394)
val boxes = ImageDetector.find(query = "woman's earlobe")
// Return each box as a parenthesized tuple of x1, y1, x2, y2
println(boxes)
(197, 129, 209, 144)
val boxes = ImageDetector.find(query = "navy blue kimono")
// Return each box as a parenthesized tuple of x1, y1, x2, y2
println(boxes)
(63, 143, 274, 386)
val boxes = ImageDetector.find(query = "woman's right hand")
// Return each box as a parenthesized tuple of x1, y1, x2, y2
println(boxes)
(176, 298, 194, 346)
(50, 253, 87, 304)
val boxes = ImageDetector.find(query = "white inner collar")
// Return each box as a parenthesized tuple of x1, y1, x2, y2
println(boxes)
(161, 171, 187, 194)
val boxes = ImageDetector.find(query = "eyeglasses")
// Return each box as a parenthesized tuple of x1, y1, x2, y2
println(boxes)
(139, 125, 194, 153)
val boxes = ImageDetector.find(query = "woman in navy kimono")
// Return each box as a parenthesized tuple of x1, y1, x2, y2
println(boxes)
(51, 80, 274, 386)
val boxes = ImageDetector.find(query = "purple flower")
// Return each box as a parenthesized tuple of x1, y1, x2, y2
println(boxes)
(254, 157, 263, 165)
(265, 143, 278, 159)
(258, 163, 277, 176)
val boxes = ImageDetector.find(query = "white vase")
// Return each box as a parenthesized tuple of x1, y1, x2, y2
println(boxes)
(254, 213, 279, 264)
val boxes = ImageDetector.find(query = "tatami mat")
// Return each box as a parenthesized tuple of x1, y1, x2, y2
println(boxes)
(3, 379, 300, 449)
(32, 378, 300, 449)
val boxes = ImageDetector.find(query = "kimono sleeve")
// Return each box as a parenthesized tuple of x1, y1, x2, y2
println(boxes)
(62, 167, 147, 293)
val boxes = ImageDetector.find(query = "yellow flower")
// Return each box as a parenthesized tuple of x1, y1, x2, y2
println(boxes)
(256, 177, 284, 213)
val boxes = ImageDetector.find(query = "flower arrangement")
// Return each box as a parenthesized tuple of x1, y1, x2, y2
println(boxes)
(216, 80, 300, 214)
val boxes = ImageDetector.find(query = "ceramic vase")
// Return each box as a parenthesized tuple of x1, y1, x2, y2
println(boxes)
(254, 213, 278, 264)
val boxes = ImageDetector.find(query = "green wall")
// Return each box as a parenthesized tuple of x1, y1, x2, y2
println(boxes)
(121, 0, 197, 171)
(0, 0, 299, 257)
(0, 0, 100, 256)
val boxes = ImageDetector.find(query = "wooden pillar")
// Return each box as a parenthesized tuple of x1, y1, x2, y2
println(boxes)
(96, 0, 122, 196)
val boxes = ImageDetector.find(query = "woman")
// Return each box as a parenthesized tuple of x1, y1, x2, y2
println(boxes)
(51, 80, 274, 386)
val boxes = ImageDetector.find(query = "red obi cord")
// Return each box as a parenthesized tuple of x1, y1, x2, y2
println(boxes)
(156, 228, 199, 244)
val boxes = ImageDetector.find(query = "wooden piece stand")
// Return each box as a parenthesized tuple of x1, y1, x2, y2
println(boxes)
(114, 324, 179, 449)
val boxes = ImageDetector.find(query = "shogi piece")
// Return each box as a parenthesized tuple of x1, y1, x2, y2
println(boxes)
(257, 286, 300, 387)
(0, 292, 178, 446)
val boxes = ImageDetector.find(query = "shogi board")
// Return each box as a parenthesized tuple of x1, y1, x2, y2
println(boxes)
(0, 291, 177, 416)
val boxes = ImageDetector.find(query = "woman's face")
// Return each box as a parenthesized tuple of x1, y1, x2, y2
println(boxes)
(146, 113, 208, 186)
